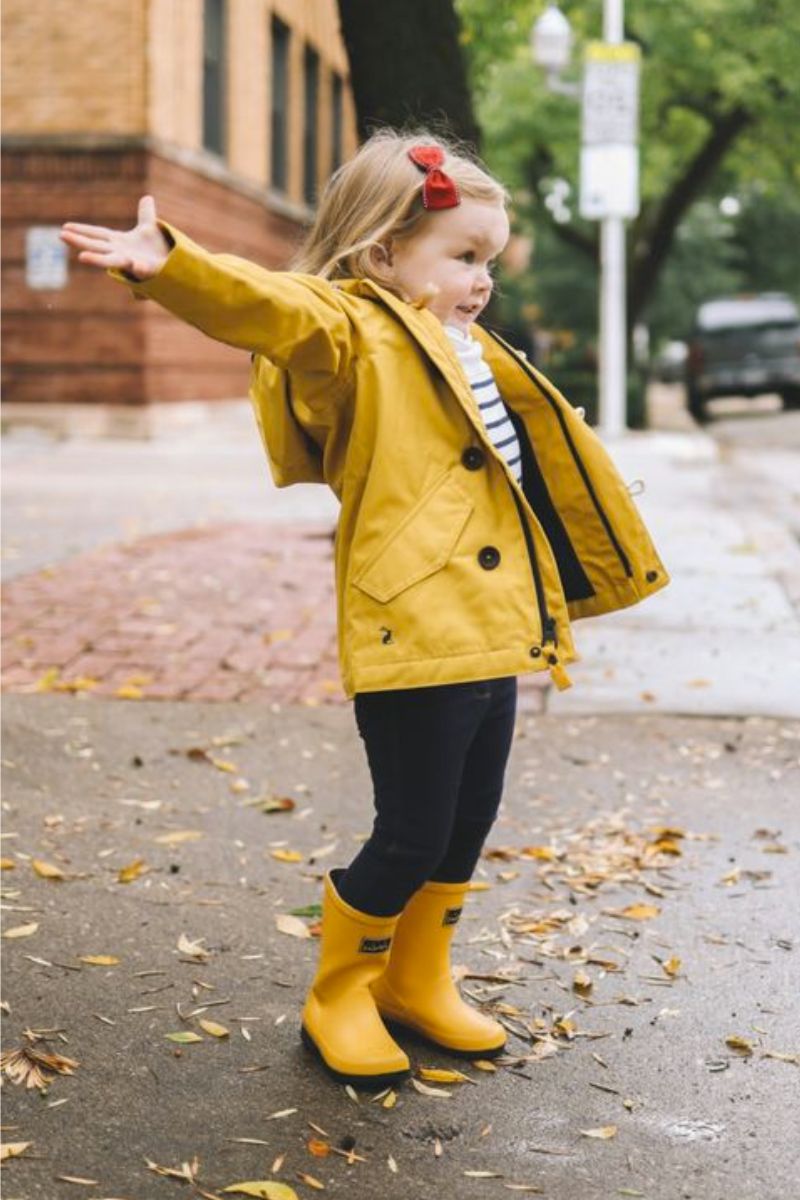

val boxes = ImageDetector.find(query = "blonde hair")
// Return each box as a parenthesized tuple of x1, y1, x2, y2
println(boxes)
(291, 128, 509, 287)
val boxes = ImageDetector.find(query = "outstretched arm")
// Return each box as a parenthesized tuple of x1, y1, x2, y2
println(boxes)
(60, 196, 353, 382)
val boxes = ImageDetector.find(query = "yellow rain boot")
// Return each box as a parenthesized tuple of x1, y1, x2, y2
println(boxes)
(301, 870, 411, 1088)
(370, 879, 506, 1056)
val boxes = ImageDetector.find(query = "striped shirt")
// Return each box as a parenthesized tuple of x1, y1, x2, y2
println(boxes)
(444, 324, 522, 484)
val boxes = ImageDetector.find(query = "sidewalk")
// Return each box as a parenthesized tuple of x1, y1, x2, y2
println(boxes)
(548, 429, 800, 718)
(3, 401, 799, 717)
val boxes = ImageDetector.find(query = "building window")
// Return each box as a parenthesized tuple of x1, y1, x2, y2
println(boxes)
(303, 45, 320, 206)
(203, 0, 226, 156)
(331, 73, 344, 173)
(270, 16, 290, 192)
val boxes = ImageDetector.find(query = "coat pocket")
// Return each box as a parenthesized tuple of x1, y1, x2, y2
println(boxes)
(352, 472, 474, 604)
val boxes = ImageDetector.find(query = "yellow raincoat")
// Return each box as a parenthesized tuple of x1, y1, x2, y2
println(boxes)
(120, 225, 669, 698)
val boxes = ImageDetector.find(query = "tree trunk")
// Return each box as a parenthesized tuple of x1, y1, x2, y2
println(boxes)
(628, 105, 752, 326)
(336, 0, 481, 148)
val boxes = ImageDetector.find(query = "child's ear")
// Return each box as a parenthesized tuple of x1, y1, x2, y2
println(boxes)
(369, 240, 394, 270)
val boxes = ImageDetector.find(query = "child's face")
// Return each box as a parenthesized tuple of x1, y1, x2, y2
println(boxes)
(382, 199, 510, 333)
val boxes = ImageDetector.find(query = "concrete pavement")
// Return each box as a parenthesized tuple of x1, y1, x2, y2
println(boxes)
(549, 427, 800, 718)
(2, 695, 798, 1199)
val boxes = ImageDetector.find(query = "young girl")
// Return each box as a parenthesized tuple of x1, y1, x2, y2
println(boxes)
(61, 129, 668, 1089)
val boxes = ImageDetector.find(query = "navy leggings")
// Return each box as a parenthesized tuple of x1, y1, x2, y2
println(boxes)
(337, 676, 517, 916)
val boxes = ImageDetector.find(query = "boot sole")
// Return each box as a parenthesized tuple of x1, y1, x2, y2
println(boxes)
(300, 1025, 411, 1090)
(381, 1014, 507, 1059)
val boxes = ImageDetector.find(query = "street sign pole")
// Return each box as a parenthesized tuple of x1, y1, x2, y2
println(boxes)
(579, 0, 640, 439)
(602, 0, 626, 440)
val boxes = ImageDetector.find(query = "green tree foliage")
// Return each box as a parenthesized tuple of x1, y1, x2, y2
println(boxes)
(457, 0, 800, 347)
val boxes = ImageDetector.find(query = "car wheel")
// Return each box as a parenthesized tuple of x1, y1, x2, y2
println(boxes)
(782, 387, 800, 410)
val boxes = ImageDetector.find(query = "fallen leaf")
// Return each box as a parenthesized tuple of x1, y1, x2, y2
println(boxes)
(411, 1078, 451, 1097)
(0, 857, 16, 870)
(418, 1067, 471, 1084)
(165, 1031, 204, 1044)
(614, 904, 660, 921)
(198, 1020, 229, 1038)
(146, 1157, 199, 1182)
(154, 830, 203, 845)
(56, 1175, 100, 1184)
(762, 1051, 799, 1064)
(1, 1045, 79, 1088)
(725, 1035, 754, 1056)
(662, 957, 682, 978)
(295, 1173, 325, 1191)
(0, 1140, 32, 1160)
(223, 1184, 300, 1199)
(520, 846, 558, 861)
(248, 795, 296, 814)
(3, 922, 40, 939)
(270, 849, 304, 864)
(382, 1090, 398, 1108)
(573, 970, 593, 995)
(307, 1138, 330, 1157)
(580, 1125, 618, 1139)
(78, 954, 120, 966)
(177, 933, 210, 960)
(118, 859, 148, 883)
(275, 914, 311, 939)
(209, 757, 238, 773)
(32, 859, 65, 880)
(651, 838, 683, 856)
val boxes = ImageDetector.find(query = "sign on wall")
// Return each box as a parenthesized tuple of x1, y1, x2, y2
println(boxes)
(26, 227, 69, 290)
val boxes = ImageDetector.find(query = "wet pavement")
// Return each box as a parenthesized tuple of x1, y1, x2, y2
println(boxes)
(2, 695, 798, 1199)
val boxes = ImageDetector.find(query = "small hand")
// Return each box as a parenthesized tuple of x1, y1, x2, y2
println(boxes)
(60, 195, 170, 281)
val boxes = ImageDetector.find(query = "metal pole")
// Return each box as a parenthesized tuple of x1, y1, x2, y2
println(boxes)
(598, 0, 626, 439)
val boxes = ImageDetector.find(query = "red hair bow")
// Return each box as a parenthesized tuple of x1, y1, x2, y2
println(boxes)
(408, 145, 460, 210)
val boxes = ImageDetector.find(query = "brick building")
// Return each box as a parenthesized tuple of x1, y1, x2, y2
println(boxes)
(1, 0, 358, 406)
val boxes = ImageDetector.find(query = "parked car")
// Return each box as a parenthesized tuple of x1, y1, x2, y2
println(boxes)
(685, 293, 800, 421)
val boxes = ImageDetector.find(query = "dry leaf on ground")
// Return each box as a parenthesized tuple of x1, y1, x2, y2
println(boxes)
(275, 914, 311, 939)
(223, 1184, 300, 1200)
(1, 1045, 79, 1088)
(2, 922, 39, 939)
(0, 1140, 33, 1160)
(580, 1125, 618, 1139)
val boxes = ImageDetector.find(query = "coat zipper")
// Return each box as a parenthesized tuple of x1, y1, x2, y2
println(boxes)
(486, 329, 633, 579)
(509, 484, 557, 648)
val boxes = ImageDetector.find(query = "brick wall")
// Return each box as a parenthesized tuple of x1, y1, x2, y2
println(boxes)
(1, 0, 359, 405)
(1, 0, 147, 136)
(2, 146, 305, 405)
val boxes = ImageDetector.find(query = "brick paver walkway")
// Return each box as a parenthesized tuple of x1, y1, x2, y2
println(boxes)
(1, 523, 344, 705)
(1, 522, 548, 710)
